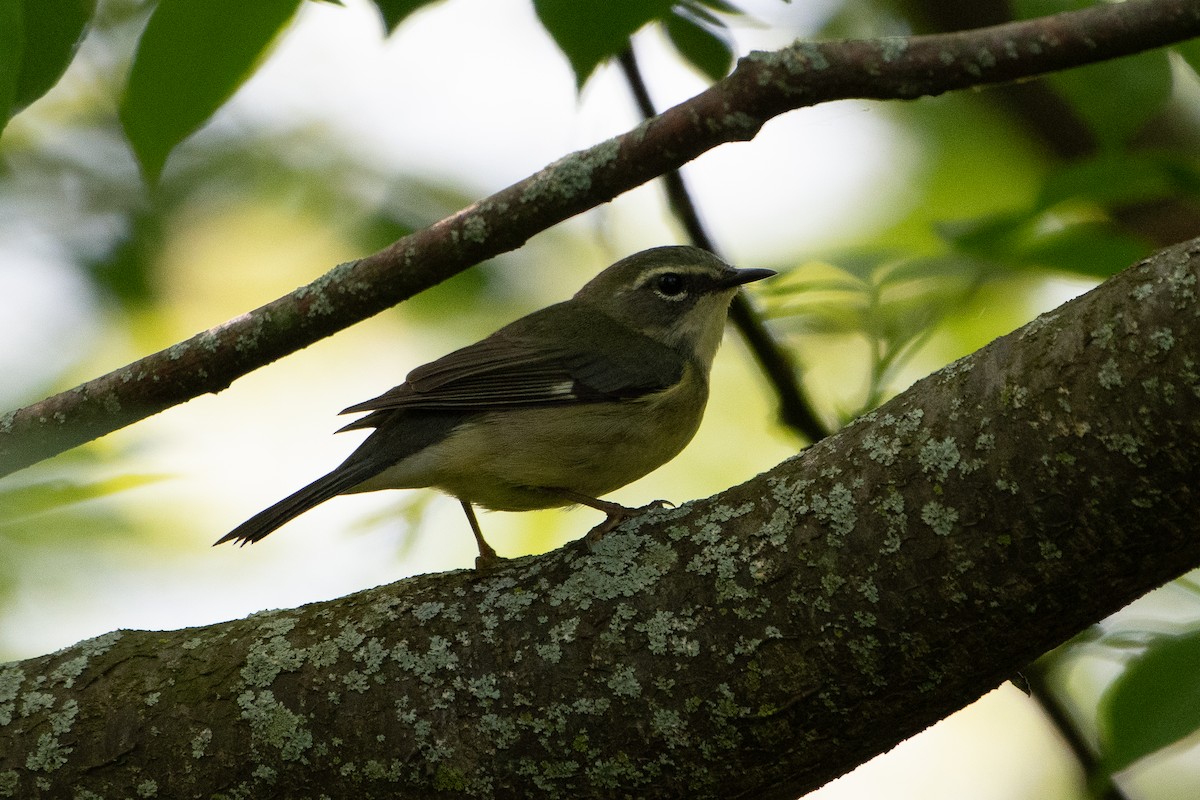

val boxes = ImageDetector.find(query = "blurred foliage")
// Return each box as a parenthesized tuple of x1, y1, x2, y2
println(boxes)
(1099, 627, 1200, 774)
(3, 0, 1200, 793)
(1040, 578, 1200, 790)
(119, 0, 304, 180)
(0, 448, 165, 613)
(760, 253, 984, 419)
(534, 0, 675, 87)
(663, 2, 737, 82)
(0, 0, 94, 134)
(4, 0, 745, 166)
(371, 0, 443, 33)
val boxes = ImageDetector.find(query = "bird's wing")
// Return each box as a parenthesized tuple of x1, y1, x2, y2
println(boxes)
(337, 304, 685, 430)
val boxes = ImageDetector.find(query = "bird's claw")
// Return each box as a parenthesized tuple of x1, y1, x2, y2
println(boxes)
(473, 538, 504, 572)
(584, 499, 674, 550)
(474, 552, 506, 572)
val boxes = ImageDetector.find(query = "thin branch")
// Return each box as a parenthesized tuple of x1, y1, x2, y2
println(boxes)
(617, 48, 830, 444)
(3, 0, 1198, 475)
(1023, 659, 1128, 800)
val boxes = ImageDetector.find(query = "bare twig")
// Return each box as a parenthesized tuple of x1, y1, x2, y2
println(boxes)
(617, 48, 829, 444)
(1023, 659, 1128, 800)
(3, 0, 1198, 475)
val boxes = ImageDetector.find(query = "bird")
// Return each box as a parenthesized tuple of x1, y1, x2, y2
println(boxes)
(215, 245, 775, 568)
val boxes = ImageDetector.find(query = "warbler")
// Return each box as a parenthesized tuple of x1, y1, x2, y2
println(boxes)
(216, 245, 774, 567)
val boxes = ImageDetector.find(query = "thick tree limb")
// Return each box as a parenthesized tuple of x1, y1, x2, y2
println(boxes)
(2, 237, 1198, 798)
(3, 0, 1199, 475)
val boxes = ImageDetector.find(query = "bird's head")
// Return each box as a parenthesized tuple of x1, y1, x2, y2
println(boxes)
(573, 245, 775, 365)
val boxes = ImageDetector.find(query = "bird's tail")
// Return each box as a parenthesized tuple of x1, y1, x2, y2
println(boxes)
(214, 463, 376, 547)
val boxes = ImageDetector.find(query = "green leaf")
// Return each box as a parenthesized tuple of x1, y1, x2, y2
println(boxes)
(0, 0, 22, 129)
(371, 0, 439, 33)
(943, 210, 1148, 279)
(0, 474, 166, 524)
(533, 0, 674, 88)
(10, 0, 94, 116)
(938, 210, 1031, 258)
(89, 207, 163, 307)
(692, 0, 742, 14)
(816, 250, 900, 283)
(1175, 38, 1200, 79)
(1099, 630, 1200, 772)
(879, 253, 982, 287)
(764, 275, 866, 296)
(1046, 50, 1172, 149)
(664, 7, 733, 82)
(1037, 153, 1182, 212)
(120, 0, 304, 181)
(1016, 223, 1148, 279)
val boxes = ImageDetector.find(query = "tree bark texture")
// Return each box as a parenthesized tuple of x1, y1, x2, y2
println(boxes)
(1, 239, 1198, 798)
(4, 0, 1199, 476)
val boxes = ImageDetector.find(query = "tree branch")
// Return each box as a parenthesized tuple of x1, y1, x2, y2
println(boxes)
(3, 0, 1198, 475)
(2, 236, 1198, 798)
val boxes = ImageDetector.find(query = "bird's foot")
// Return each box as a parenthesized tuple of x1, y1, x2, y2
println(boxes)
(473, 536, 506, 572)
(461, 499, 507, 572)
(474, 551, 507, 572)
(584, 499, 674, 549)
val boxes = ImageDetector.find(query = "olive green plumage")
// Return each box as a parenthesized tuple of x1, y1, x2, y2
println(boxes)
(216, 245, 774, 566)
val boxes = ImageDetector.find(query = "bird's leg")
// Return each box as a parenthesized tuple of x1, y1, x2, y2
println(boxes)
(553, 489, 674, 548)
(460, 500, 501, 570)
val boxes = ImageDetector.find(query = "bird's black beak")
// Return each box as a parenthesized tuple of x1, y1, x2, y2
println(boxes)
(719, 267, 776, 289)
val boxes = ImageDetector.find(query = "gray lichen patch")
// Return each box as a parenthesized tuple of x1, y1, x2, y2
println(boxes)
(745, 42, 830, 81)
(241, 633, 307, 688)
(634, 610, 699, 657)
(920, 501, 959, 537)
(0, 668, 23, 727)
(76, 630, 123, 659)
(237, 690, 313, 762)
(24, 732, 70, 773)
(459, 214, 489, 245)
(810, 483, 857, 547)
(918, 437, 961, 480)
(519, 138, 622, 206)
(604, 665, 642, 699)
(47, 656, 88, 689)
(191, 728, 212, 759)
(390, 635, 459, 684)
(544, 535, 675, 611)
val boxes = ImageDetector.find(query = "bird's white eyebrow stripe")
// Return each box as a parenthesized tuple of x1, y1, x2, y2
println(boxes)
(632, 265, 719, 290)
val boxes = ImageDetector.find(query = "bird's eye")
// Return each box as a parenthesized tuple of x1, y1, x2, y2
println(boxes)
(654, 273, 686, 297)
